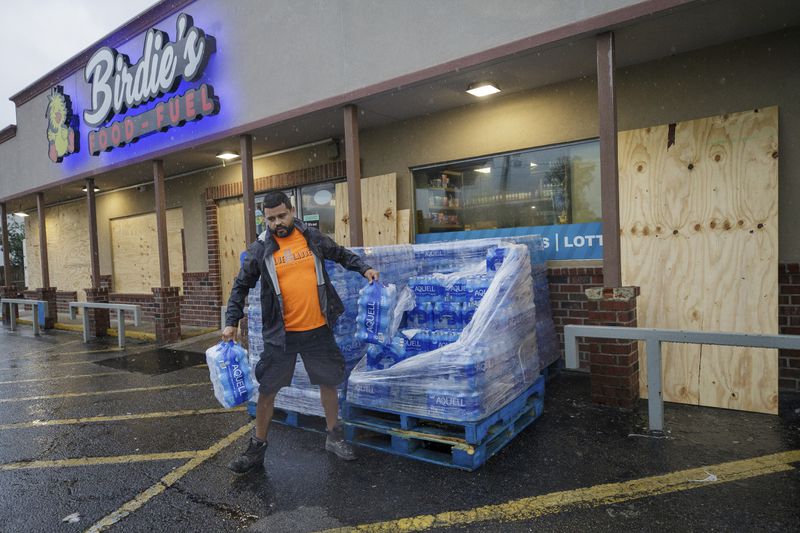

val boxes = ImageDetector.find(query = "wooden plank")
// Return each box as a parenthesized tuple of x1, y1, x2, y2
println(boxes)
(25, 203, 91, 300)
(619, 107, 778, 414)
(110, 208, 184, 294)
(334, 181, 350, 246)
(361, 173, 397, 246)
(217, 198, 246, 301)
(396, 209, 411, 244)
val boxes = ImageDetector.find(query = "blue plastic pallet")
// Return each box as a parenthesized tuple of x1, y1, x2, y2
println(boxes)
(343, 381, 544, 471)
(343, 375, 544, 445)
(542, 358, 564, 382)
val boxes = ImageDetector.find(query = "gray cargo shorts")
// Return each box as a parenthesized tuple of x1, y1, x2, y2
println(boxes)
(254, 325, 345, 395)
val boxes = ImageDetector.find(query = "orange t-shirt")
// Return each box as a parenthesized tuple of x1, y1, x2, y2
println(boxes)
(273, 230, 326, 331)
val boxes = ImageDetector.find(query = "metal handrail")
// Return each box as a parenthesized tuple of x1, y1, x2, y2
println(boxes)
(564, 325, 800, 433)
(69, 302, 141, 348)
(1, 298, 49, 336)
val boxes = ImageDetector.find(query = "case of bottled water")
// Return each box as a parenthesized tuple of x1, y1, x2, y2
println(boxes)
(347, 240, 542, 421)
(205, 341, 257, 408)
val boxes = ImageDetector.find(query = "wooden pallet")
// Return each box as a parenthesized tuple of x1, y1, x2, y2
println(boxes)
(343, 384, 544, 471)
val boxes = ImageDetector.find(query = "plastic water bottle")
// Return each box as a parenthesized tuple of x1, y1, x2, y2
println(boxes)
(406, 301, 433, 329)
(409, 275, 443, 303)
(426, 389, 482, 420)
(433, 301, 463, 330)
(486, 246, 508, 271)
(356, 282, 397, 345)
(445, 277, 468, 303)
(205, 341, 256, 408)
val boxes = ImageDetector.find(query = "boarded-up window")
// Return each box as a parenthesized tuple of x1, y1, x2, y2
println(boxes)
(110, 208, 184, 293)
(24, 203, 91, 298)
(619, 107, 778, 414)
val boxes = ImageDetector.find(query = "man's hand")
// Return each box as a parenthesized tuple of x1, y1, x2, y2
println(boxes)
(363, 269, 379, 284)
(222, 326, 237, 342)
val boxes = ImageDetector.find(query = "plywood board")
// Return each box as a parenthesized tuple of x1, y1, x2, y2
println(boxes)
(396, 209, 411, 244)
(334, 182, 350, 246)
(217, 198, 246, 301)
(24, 203, 91, 299)
(110, 208, 184, 294)
(361, 173, 397, 246)
(619, 107, 778, 414)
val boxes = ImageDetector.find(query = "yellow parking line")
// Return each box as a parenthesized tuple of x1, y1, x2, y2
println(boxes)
(0, 406, 246, 430)
(86, 421, 254, 533)
(319, 450, 800, 533)
(0, 451, 198, 471)
(0, 382, 207, 403)
(0, 371, 123, 386)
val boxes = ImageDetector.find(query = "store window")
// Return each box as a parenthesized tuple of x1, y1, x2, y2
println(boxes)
(412, 140, 601, 235)
(255, 180, 342, 238)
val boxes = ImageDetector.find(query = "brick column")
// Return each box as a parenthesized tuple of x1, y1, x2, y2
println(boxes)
(585, 286, 640, 408)
(1, 285, 19, 325)
(779, 263, 800, 392)
(152, 287, 181, 345)
(32, 287, 58, 329)
(84, 287, 110, 338)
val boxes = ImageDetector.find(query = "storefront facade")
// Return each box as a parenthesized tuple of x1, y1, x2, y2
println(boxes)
(0, 0, 798, 399)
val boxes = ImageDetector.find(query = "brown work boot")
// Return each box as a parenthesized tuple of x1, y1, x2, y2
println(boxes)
(325, 424, 356, 460)
(227, 437, 267, 473)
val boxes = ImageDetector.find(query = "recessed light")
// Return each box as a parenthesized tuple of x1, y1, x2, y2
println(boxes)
(466, 82, 500, 97)
(216, 151, 239, 161)
(475, 167, 491, 174)
(82, 186, 100, 192)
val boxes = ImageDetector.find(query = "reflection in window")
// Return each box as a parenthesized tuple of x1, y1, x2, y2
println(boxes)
(413, 140, 600, 235)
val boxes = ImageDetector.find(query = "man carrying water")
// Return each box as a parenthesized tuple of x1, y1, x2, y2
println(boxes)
(222, 191, 378, 473)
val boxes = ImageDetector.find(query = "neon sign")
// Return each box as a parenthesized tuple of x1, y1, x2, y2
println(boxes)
(83, 13, 218, 155)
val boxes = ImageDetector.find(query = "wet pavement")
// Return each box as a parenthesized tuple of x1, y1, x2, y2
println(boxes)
(0, 327, 797, 532)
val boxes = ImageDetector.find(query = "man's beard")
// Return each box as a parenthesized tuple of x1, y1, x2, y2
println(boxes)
(270, 220, 295, 237)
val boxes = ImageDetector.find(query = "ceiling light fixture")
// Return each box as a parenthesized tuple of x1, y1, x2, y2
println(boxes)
(13, 212, 29, 217)
(530, 162, 538, 167)
(474, 167, 491, 174)
(466, 82, 500, 97)
(530, 206, 537, 209)
(82, 186, 100, 192)
(215, 151, 239, 161)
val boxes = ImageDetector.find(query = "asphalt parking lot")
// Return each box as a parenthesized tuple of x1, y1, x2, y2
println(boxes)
(0, 326, 797, 532)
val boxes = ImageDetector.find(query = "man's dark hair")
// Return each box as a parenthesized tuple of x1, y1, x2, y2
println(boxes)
(262, 191, 293, 210)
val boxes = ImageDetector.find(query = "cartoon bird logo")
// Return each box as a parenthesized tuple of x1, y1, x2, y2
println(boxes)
(46, 86, 78, 162)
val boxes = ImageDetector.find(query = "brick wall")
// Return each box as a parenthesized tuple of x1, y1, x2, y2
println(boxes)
(779, 263, 800, 392)
(181, 271, 222, 327)
(547, 266, 604, 370)
(56, 291, 77, 314)
(99, 275, 113, 291)
(109, 293, 157, 321)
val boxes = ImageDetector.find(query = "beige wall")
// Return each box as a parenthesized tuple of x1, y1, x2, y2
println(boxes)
(89, 144, 341, 278)
(360, 29, 800, 261)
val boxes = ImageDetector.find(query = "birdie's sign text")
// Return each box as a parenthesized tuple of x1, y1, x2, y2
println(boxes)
(83, 12, 220, 155)
(88, 84, 218, 155)
(83, 13, 215, 127)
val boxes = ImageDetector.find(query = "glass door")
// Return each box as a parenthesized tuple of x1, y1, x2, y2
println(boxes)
(299, 181, 338, 238)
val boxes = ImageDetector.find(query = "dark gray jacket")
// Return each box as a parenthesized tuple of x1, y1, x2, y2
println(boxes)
(224, 219, 372, 350)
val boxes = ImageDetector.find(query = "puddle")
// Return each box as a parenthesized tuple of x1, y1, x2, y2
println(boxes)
(94, 349, 205, 375)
